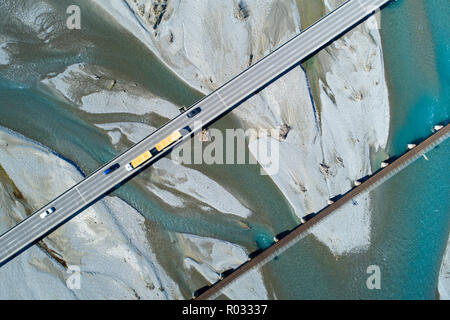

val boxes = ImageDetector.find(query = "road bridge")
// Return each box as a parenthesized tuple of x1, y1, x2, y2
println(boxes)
(0, 0, 391, 266)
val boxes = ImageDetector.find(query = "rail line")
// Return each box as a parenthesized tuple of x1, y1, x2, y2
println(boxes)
(195, 123, 450, 300)
(0, 0, 393, 267)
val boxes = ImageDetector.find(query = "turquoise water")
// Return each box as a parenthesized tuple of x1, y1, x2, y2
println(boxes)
(0, 0, 448, 299)
(381, 0, 449, 154)
(371, 0, 449, 298)
(264, 0, 449, 299)
(0, 76, 288, 249)
(0, 0, 299, 295)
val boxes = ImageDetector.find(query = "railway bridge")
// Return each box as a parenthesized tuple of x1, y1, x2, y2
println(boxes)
(195, 124, 450, 300)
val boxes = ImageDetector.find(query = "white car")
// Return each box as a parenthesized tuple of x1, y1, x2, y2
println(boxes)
(125, 163, 134, 171)
(40, 207, 55, 219)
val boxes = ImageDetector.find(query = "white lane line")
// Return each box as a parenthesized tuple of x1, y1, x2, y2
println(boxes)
(1, 186, 95, 256)
(215, 92, 228, 109)
(10, 1, 368, 245)
(219, 0, 354, 97)
(75, 186, 88, 204)
(0, 0, 389, 261)
(1, 115, 209, 255)
(215, 2, 360, 112)
(1, 121, 188, 252)
(118, 2, 359, 163)
(0, 3, 362, 255)
(219, 0, 360, 108)
(2, 174, 112, 247)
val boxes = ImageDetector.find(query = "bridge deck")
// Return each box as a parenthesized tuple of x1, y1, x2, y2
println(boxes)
(0, 0, 391, 267)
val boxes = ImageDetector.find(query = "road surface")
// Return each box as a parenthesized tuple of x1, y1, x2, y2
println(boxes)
(0, 0, 391, 266)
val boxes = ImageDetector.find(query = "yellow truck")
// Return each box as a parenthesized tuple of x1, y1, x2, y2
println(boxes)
(125, 130, 184, 172)
(155, 130, 182, 151)
(125, 150, 152, 171)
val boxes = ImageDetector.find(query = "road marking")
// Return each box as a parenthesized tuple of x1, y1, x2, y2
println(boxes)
(75, 187, 88, 204)
(216, 92, 228, 108)
(0, 0, 392, 266)
(0, 1, 350, 254)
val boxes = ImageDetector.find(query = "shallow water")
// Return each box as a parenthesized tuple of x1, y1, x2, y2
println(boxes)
(0, 0, 298, 296)
(371, 0, 449, 299)
(266, 0, 449, 299)
(0, 0, 447, 299)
